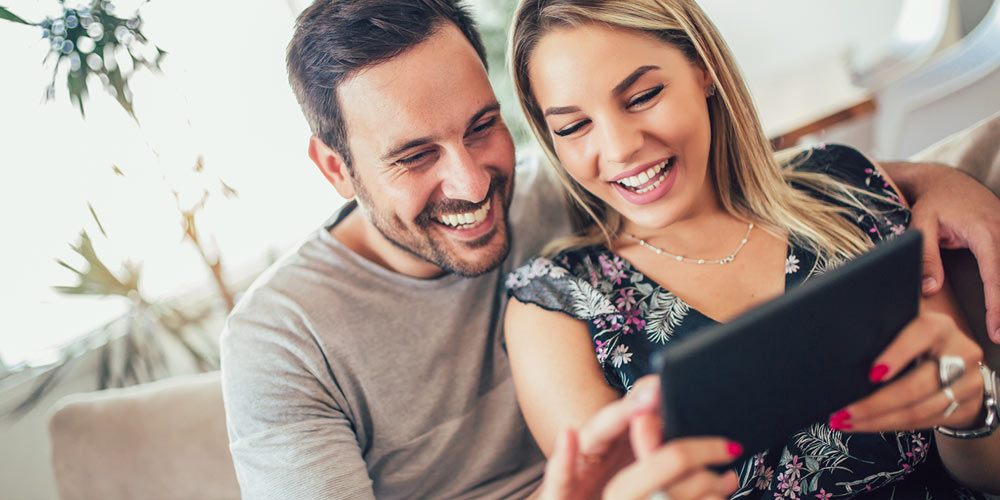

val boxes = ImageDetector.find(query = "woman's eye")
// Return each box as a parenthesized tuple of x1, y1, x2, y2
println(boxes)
(627, 84, 664, 109)
(553, 119, 590, 137)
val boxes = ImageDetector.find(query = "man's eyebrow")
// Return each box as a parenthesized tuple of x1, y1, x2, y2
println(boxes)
(612, 65, 660, 97)
(543, 65, 661, 117)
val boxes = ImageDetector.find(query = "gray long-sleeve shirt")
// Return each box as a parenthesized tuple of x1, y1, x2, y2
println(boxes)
(221, 157, 571, 499)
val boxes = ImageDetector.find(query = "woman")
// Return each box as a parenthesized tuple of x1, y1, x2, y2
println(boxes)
(503, 1, 1000, 498)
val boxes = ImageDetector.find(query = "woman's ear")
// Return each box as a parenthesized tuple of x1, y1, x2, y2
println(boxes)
(309, 135, 356, 199)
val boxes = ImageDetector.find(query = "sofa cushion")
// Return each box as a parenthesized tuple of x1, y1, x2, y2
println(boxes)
(48, 371, 239, 500)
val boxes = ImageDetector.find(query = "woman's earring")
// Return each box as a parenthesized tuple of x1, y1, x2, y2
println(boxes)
(706, 83, 717, 97)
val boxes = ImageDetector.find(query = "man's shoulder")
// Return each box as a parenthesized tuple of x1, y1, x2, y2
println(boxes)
(507, 151, 573, 268)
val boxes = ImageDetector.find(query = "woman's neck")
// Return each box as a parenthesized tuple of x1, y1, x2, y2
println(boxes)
(619, 199, 748, 260)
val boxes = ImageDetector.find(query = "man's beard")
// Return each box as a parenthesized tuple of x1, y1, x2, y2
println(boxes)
(354, 173, 514, 277)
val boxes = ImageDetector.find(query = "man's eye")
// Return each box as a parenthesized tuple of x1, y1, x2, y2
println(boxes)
(397, 150, 430, 165)
(470, 116, 497, 135)
(627, 84, 664, 109)
(553, 119, 590, 137)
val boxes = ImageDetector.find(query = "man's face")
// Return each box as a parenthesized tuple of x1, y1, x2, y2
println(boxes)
(337, 24, 516, 277)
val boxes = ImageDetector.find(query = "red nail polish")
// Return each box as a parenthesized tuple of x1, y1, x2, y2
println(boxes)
(869, 364, 890, 383)
(727, 441, 743, 457)
(830, 420, 853, 431)
(830, 410, 851, 422)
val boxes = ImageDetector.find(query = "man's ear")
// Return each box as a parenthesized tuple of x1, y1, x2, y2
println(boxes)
(309, 135, 356, 199)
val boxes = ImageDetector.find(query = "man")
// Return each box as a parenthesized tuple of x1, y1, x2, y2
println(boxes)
(221, 1, 1000, 498)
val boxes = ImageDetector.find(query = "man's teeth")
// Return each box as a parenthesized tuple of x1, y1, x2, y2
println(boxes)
(616, 159, 671, 193)
(437, 199, 492, 228)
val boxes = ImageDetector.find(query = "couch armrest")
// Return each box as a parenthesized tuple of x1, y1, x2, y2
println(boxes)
(48, 371, 239, 500)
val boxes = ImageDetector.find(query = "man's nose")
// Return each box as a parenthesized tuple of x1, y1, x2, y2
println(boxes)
(439, 146, 491, 203)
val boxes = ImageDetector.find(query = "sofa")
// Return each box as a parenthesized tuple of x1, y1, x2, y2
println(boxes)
(47, 112, 1000, 500)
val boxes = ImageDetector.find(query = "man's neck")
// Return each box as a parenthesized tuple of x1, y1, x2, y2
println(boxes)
(330, 207, 448, 279)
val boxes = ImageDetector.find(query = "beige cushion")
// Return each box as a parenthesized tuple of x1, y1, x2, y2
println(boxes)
(912, 111, 1000, 195)
(48, 371, 239, 500)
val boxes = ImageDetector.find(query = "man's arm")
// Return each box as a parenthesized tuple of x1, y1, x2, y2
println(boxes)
(220, 313, 376, 500)
(882, 161, 1000, 344)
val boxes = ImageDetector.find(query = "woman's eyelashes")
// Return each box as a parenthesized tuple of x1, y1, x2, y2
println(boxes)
(551, 84, 665, 137)
(627, 84, 664, 109)
(554, 119, 590, 137)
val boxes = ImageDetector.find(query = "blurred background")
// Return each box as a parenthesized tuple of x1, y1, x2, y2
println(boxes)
(1, 0, 998, 498)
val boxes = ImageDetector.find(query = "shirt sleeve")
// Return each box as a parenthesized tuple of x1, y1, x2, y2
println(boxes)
(505, 255, 612, 322)
(220, 307, 376, 500)
(791, 144, 912, 242)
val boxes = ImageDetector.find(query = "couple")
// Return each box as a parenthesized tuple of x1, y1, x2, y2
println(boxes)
(220, 0, 1000, 498)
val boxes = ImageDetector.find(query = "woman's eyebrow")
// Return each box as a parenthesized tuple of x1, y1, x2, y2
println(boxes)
(543, 65, 661, 117)
(611, 65, 660, 97)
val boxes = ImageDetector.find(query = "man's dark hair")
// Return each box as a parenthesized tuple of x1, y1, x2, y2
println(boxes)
(287, 0, 488, 170)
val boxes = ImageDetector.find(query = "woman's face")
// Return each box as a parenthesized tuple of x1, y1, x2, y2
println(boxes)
(528, 23, 716, 231)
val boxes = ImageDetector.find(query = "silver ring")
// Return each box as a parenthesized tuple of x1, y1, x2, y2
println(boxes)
(938, 355, 966, 387)
(942, 387, 960, 418)
(649, 491, 671, 500)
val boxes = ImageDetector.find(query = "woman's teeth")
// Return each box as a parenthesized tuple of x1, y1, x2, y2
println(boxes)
(436, 199, 491, 229)
(616, 158, 672, 193)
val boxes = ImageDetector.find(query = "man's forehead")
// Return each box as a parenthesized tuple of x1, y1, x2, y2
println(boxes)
(337, 24, 497, 157)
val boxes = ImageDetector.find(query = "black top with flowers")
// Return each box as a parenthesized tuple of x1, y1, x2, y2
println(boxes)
(506, 144, 985, 499)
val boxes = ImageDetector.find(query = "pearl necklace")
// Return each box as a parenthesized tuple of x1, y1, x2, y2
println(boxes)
(624, 223, 754, 265)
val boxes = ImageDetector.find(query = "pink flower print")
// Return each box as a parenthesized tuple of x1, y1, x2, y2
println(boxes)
(784, 456, 804, 480)
(599, 254, 627, 284)
(890, 224, 905, 236)
(594, 340, 610, 363)
(910, 433, 929, 461)
(622, 308, 645, 334)
(593, 314, 623, 333)
(814, 489, 832, 500)
(615, 288, 638, 311)
(776, 472, 802, 499)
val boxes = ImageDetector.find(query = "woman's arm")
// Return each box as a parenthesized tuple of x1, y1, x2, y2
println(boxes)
(504, 297, 621, 455)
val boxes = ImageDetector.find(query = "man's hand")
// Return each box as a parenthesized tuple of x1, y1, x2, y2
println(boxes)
(884, 162, 1000, 343)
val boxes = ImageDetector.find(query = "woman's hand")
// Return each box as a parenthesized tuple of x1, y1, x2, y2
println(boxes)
(828, 310, 986, 432)
(534, 376, 741, 500)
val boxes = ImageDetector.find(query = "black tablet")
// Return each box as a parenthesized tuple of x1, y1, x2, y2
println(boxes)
(656, 230, 922, 459)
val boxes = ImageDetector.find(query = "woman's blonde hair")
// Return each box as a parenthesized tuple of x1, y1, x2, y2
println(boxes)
(509, 0, 876, 261)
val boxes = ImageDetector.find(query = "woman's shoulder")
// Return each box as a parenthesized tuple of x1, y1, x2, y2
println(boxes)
(784, 143, 910, 242)
(783, 143, 876, 180)
(505, 245, 612, 319)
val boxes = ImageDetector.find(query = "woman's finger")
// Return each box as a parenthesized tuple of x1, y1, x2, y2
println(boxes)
(657, 469, 740, 500)
(577, 378, 659, 459)
(842, 369, 984, 432)
(868, 313, 950, 384)
(538, 429, 580, 500)
(602, 437, 740, 500)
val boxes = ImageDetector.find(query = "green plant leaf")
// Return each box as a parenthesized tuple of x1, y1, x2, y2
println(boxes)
(53, 230, 141, 298)
(0, 6, 31, 25)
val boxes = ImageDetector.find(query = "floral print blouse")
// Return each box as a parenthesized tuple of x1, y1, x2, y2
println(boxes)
(506, 145, 985, 499)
